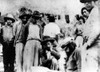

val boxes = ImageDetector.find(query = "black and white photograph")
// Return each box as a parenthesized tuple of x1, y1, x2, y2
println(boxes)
(0, 0, 100, 72)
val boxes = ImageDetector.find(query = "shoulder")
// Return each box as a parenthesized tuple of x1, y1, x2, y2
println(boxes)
(14, 20, 22, 26)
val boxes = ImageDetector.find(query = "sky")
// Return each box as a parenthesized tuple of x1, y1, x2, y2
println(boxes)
(0, 0, 84, 15)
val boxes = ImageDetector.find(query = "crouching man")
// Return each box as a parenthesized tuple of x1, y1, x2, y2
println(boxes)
(40, 36, 60, 70)
(61, 41, 81, 72)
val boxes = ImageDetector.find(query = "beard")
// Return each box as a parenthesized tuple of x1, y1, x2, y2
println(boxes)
(7, 22, 12, 27)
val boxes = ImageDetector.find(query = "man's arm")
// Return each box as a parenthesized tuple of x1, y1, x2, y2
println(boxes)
(50, 49, 60, 60)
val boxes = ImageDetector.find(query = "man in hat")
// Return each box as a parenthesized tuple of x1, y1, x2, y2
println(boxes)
(81, 1, 100, 72)
(61, 41, 81, 72)
(14, 9, 32, 72)
(0, 13, 15, 72)
(40, 36, 60, 70)
(22, 12, 42, 72)
(74, 16, 84, 49)
(32, 11, 44, 40)
(81, 7, 91, 21)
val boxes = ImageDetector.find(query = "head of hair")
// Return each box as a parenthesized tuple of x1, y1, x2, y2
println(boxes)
(48, 15, 55, 22)
(79, 16, 85, 23)
(65, 15, 70, 23)
(81, 7, 89, 16)
(75, 14, 80, 21)
(66, 42, 76, 51)
(19, 7, 27, 14)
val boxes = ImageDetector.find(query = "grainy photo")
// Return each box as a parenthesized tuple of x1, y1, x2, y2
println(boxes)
(0, 0, 100, 72)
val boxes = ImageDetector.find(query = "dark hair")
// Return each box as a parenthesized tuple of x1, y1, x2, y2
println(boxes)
(58, 15, 61, 20)
(80, 0, 98, 3)
(75, 14, 80, 21)
(28, 9, 32, 14)
(48, 16, 55, 22)
(81, 7, 89, 16)
(66, 42, 76, 50)
(19, 7, 27, 14)
(65, 15, 70, 23)
(79, 16, 85, 23)
(61, 41, 76, 50)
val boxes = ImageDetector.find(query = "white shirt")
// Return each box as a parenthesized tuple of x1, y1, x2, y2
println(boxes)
(43, 22, 60, 37)
(75, 36, 83, 49)
(27, 23, 40, 39)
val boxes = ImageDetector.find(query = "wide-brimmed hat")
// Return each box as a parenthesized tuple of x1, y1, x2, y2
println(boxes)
(19, 9, 32, 19)
(61, 41, 76, 50)
(80, 0, 97, 3)
(4, 14, 15, 23)
(61, 41, 70, 49)
(19, 13, 32, 19)
(42, 36, 55, 45)
(32, 11, 41, 19)
(61, 37, 74, 48)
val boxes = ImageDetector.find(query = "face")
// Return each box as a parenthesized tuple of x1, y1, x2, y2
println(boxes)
(22, 16, 28, 22)
(83, 9, 89, 17)
(85, 2, 93, 9)
(65, 47, 70, 54)
(31, 18, 36, 24)
(79, 19, 84, 25)
(43, 15, 49, 24)
(46, 41, 52, 48)
(6, 19, 13, 26)
(36, 19, 41, 24)
(78, 29, 82, 35)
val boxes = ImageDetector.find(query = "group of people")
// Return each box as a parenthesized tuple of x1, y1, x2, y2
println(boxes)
(0, 0, 99, 72)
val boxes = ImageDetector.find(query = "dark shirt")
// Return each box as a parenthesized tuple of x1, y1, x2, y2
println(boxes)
(66, 49, 81, 72)
(15, 23, 29, 45)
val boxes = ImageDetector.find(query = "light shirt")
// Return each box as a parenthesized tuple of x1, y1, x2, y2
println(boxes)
(27, 23, 40, 39)
(2, 25, 13, 41)
(43, 22, 60, 37)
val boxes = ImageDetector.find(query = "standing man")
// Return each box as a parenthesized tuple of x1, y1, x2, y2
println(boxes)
(43, 15, 60, 39)
(81, 1, 100, 72)
(23, 12, 42, 72)
(14, 7, 32, 72)
(1, 14, 15, 72)
(75, 16, 84, 49)
(40, 36, 60, 70)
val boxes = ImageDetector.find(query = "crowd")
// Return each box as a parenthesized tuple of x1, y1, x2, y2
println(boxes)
(0, 0, 99, 72)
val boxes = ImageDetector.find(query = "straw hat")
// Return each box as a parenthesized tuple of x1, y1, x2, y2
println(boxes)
(4, 14, 15, 23)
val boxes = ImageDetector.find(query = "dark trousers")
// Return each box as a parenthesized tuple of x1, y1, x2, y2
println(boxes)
(3, 42, 15, 72)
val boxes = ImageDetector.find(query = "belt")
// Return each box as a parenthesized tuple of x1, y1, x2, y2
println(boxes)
(15, 40, 23, 44)
(27, 38, 41, 42)
(68, 67, 77, 71)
